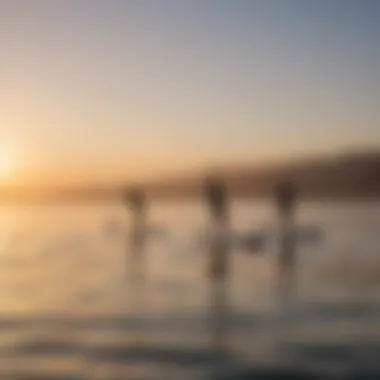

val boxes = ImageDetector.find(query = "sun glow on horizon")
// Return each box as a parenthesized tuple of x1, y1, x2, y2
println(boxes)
(0, 147, 14, 180)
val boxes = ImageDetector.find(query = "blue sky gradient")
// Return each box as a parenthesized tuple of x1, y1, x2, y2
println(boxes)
(0, 0, 379, 184)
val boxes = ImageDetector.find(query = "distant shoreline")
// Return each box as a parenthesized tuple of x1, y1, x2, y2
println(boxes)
(1, 192, 380, 205)
(1, 151, 380, 204)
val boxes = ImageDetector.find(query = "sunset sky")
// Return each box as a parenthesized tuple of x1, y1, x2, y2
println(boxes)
(0, 0, 379, 186)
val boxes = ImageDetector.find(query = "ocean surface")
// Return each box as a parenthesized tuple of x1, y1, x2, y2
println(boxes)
(0, 200, 380, 379)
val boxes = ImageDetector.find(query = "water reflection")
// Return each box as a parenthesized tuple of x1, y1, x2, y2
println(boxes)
(0, 200, 379, 378)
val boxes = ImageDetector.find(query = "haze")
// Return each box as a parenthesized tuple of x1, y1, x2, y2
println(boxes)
(0, 0, 379, 186)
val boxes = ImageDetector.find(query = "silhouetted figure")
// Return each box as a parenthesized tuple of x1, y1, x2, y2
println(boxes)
(275, 181, 298, 307)
(124, 188, 148, 342)
(125, 188, 146, 279)
(204, 176, 230, 351)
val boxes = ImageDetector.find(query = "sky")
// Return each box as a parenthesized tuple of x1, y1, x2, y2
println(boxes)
(0, 0, 379, 185)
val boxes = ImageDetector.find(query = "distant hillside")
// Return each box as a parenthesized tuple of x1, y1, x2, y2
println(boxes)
(1, 151, 380, 202)
(142, 151, 380, 200)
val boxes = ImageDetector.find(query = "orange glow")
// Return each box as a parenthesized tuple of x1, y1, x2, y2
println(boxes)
(0, 147, 13, 180)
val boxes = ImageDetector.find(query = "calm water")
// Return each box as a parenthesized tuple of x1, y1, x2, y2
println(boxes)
(0, 200, 379, 379)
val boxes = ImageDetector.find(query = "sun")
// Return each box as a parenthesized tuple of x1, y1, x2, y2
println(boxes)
(0, 149, 13, 178)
